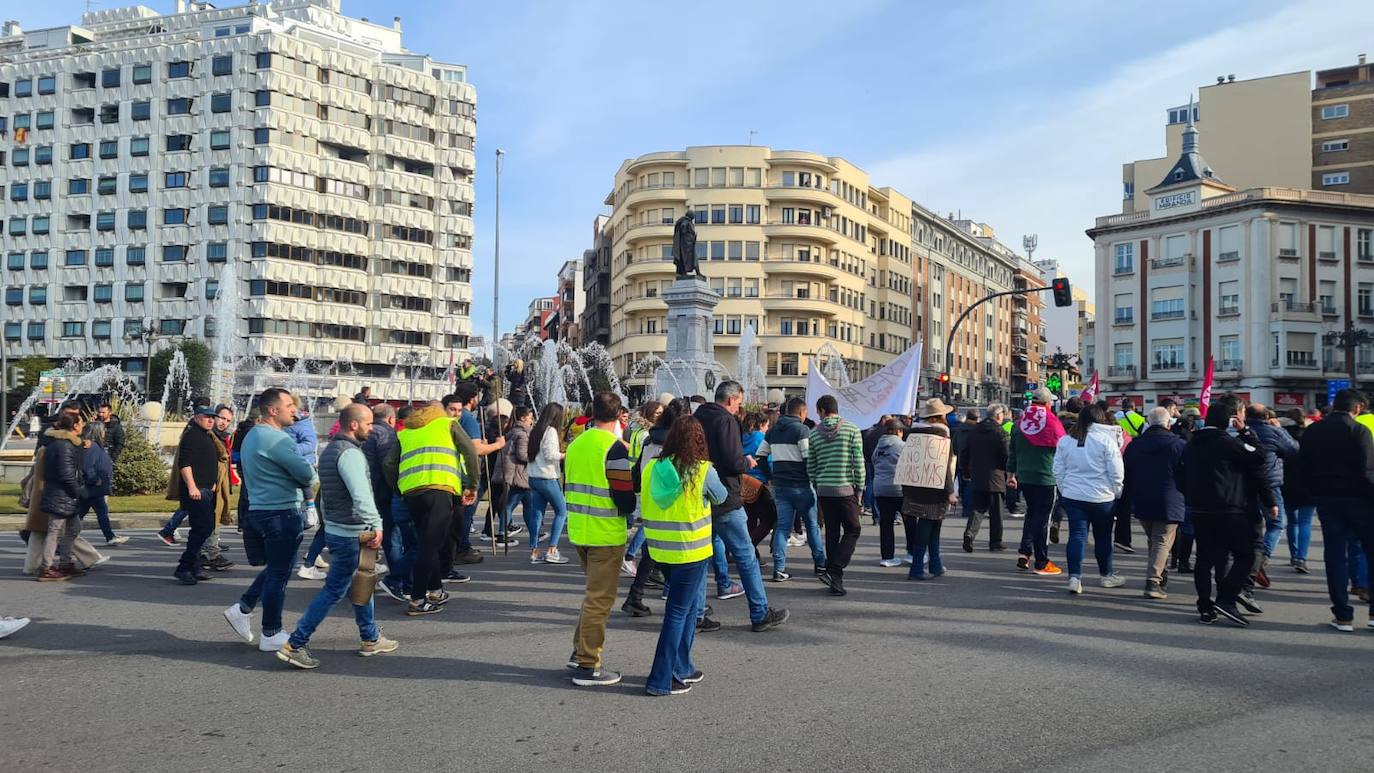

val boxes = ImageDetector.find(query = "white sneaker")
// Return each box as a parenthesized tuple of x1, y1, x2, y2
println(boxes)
(1331, 619, 1355, 633)
(545, 548, 570, 564)
(620, 559, 637, 577)
(786, 534, 805, 547)
(1099, 573, 1125, 589)
(0, 616, 31, 639)
(370, 562, 389, 578)
(1068, 576, 1083, 595)
(222, 603, 255, 645)
(297, 565, 327, 580)
(878, 558, 903, 568)
(87, 555, 111, 569)
(1367, 620, 1374, 630)
(902, 554, 914, 565)
(313, 556, 329, 570)
(106, 535, 130, 546)
(258, 630, 289, 652)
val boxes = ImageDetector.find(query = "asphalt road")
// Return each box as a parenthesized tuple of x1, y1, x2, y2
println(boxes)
(2, 521, 1370, 773)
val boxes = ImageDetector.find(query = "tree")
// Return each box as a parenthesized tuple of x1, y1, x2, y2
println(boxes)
(148, 340, 213, 404)
(4, 356, 54, 417)
(112, 429, 169, 496)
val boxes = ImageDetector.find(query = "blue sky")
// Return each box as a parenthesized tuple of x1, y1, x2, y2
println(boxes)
(24, 0, 1374, 335)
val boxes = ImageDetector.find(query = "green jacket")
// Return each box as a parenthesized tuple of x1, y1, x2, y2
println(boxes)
(1008, 425, 1055, 486)
(807, 416, 865, 497)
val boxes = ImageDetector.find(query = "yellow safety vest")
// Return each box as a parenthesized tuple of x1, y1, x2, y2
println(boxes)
(564, 428, 626, 546)
(397, 419, 464, 495)
(627, 426, 648, 461)
(641, 458, 713, 565)
(1118, 411, 1145, 437)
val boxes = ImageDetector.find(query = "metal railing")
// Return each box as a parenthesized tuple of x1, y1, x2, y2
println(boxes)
(1216, 359, 1242, 371)
(1108, 365, 1136, 377)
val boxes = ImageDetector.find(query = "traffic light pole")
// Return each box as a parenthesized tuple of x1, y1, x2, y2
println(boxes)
(943, 286, 1057, 402)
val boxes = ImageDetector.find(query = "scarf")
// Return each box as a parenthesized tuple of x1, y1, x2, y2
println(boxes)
(1018, 404, 1066, 448)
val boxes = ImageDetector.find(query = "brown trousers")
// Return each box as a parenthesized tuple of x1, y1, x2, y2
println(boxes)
(1142, 520, 1178, 586)
(572, 544, 623, 669)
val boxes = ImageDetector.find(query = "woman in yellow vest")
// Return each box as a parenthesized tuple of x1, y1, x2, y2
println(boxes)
(642, 415, 726, 696)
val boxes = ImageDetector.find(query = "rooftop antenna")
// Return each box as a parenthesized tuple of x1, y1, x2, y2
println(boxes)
(1022, 234, 1038, 261)
(747, 129, 757, 146)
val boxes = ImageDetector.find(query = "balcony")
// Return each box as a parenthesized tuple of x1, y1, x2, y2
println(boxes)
(1277, 248, 1300, 261)
(1319, 250, 1340, 263)
(1112, 264, 1135, 277)
(1217, 250, 1241, 263)
(1322, 303, 1339, 317)
(1285, 351, 1318, 369)
(1012, 335, 1028, 350)
(1271, 300, 1321, 322)
(1216, 358, 1242, 372)
(1151, 309, 1186, 322)
(1108, 365, 1136, 378)
(1218, 304, 1241, 317)
(1112, 314, 1135, 327)
(1150, 254, 1191, 270)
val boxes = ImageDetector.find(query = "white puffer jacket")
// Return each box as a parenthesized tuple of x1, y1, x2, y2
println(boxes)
(1052, 423, 1124, 503)
(527, 427, 564, 481)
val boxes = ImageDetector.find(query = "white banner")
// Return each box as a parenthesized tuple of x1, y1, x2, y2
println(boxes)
(805, 343, 922, 428)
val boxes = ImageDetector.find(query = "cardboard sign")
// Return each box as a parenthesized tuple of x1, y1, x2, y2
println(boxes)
(893, 433, 952, 488)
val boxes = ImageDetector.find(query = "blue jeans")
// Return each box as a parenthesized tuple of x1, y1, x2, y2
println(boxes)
(709, 509, 769, 624)
(1261, 489, 1286, 557)
(389, 494, 418, 592)
(239, 508, 305, 637)
(906, 517, 943, 578)
(1351, 539, 1369, 589)
(646, 558, 707, 694)
(1063, 498, 1114, 578)
(504, 485, 531, 536)
(161, 508, 188, 535)
(1315, 497, 1374, 621)
(959, 479, 974, 520)
(862, 479, 875, 516)
(1284, 504, 1315, 562)
(288, 531, 377, 647)
(1016, 484, 1055, 567)
(771, 485, 824, 573)
(626, 518, 647, 559)
(528, 477, 567, 551)
(81, 495, 115, 541)
(304, 523, 327, 566)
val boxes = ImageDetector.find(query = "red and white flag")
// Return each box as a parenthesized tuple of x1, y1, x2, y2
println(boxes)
(1018, 403, 1066, 448)
(1199, 356, 1215, 419)
(1080, 371, 1100, 403)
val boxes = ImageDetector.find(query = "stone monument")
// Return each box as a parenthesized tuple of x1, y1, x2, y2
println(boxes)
(655, 211, 721, 398)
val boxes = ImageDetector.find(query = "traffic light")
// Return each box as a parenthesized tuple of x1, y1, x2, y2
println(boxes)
(938, 372, 950, 386)
(1052, 277, 1072, 307)
(5, 366, 23, 389)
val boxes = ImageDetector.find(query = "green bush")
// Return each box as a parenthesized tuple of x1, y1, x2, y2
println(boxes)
(113, 430, 168, 496)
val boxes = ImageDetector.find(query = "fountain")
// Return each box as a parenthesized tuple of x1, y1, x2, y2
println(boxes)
(815, 342, 852, 388)
(209, 260, 245, 410)
(735, 322, 768, 405)
(0, 364, 145, 454)
(151, 349, 193, 443)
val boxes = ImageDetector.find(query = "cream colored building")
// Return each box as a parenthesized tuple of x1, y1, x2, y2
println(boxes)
(603, 146, 917, 396)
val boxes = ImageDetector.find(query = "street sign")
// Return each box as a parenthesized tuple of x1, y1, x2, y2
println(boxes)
(1328, 379, 1350, 405)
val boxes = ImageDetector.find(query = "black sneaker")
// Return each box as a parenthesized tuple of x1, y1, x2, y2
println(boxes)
(680, 669, 705, 684)
(751, 608, 790, 632)
(173, 570, 198, 585)
(506, 525, 524, 537)
(1213, 602, 1249, 627)
(814, 563, 826, 576)
(696, 616, 722, 633)
(1236, 593, 1263, 615)
(455, 548, 484, 565)
(644, 571, 665, 589)
(646, 678, 691, 696)
(1198, 608, 1218, 624)
(426, 589, 451, 606)
(565, 652, 579, 669)
(828, 581, 848, 596)
(201, 556, 235, 571)
(571, 666, 622, 687)
(1016, 555, 1030, 571)
(817, 571, 837, 590)
(1294, 559, 1310, 574)
(444, 570, 471, 584)
(1049, 524, 1060, 544)
(622, 598, 652, 617)
(1113, 541, 1135, 554)
(378, 578, 408, 602)
(406, 600, 443, 616)
(770, 570, 791, 583)
(193, 571, 212, 581)
(962, 536, 974, 553)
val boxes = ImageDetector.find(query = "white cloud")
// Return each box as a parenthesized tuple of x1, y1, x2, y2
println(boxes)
(868, 0, 1374, 288)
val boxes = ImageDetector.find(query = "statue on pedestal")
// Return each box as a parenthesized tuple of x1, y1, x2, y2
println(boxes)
(672, 211, 704, 279)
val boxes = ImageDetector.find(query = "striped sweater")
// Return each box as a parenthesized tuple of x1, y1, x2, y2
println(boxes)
(807, 416, 865, 497)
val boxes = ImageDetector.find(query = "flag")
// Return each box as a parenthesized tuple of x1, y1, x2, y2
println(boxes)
(1080, 371, 1100, 403)
(445, 348, 456, 385)
(1199, 356, 1215, 419)
(805, 343, 922, 428)
(14, 127, 27, 144)
(1017, 404, 1065, 448)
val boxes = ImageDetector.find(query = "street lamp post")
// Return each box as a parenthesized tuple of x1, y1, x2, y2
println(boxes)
(493, 148, 504, 369)
(1323, 327, 1374, 386)
(124, 321, 160, 394)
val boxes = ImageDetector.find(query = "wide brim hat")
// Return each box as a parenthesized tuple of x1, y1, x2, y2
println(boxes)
(918, 398, 955, 419)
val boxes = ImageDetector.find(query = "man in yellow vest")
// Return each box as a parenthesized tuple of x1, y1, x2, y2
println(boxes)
(564, 392, 637, 687)
(1117, 399, 1146, 438)
(641, 418, 724, 695)
(383, 401, 478, 617)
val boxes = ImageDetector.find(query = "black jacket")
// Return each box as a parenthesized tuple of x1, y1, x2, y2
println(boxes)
(1245, 420, 1299, 490)
(962, 418, 1009, 493)
(361, 421, 398, 504)
(1280, 423, 1311, 508)
(40, 429, 86, 518)
(862, 423, 885, 478)
(1299, 412, 1374, 500)
(1176, 427, 1275, 517)
(1123, 425, 1186, 522)
(99, 415, 126, 462)
(694, 402, 749, 516)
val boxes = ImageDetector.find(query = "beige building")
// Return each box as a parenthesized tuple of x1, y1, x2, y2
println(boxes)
(602, 146, 917, 396)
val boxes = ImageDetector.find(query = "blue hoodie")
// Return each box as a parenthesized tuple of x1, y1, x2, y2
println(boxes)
(284, 414, 319, 465)
(241, 423, 319, 511)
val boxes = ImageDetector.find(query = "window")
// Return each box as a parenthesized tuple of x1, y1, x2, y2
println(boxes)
(130, 137, 150, 156)
(206, 242, 228, 263)
(9, 183, 26, 201)
(745, 242, 760, 261)
(1113, 343, 1133, 367)
(1360, 229, 1373, 261)
(29, 286, 47, 304)
(1323, 172, 1351, 186)
(96, 176, 116, 195)
(159, 320, 185, 336)
(1320, 280, 1337, 314)
(256, 52, 272, 69)
(168, 61, 191, 79)
(1152, 340, 1184, 370)
(163, 208, 189, 225)
(129, 174, 148, 193)
(126, 246, 146, 266)
(100, 104, 119, 124)
(15, 78, 32, 97)
(746, 205, 760, 224)
(1361, 283, 1373, 316)
(1278, 222, 1300, 256)
(34, 146, 52, 164)
(132, 64, 152, 84)
(27, 322, 45, 341)
(35, 110, 54, 129)
(1122, 180, 1134, 201)
(99, 139, 118, 159)
(1219, 336, 1241, 366)
(1150, 292, 1184, 320)
(164, 172, 188, 189)
(208, 167, 230, 187)
(253, 127, 270, 145)
(37, 75, 56, 94)
(711, 206, 725, 224)
(1113, 243, 1134, 274)
(207, 205, 229, 225)
(254, 90, 270, 107)
(33, 180, 51, 199)
(125, 283, 145, 302)
(92, 320, 111, 340)
(1279, 277, 1299, 307)
(32, 216, 48, 234)
(6, 253, 22, 270)
(12, 147, 29, 165)
(728, 205, 743, 224)
(1317, 225, 1338, 259)
(1217, 225, 1241, 260)
(94, 284, 113, 303)
(4, 287, 21, 305)
(96, 212, 116, 231)
(1322, 139, 1350, 153)
(167, 98, 191, 115)
(131, 100, 151, 120)
(3, 323, 17, 341)
(65, 249, 87, 267)
(1113, 293, 1133, 324)
(1322, 104, 1350, 120)
(64, 285, 88, 302)
(70, 143, 91, 160)
(162, 245, 187, 262)
(8, 217, 25, 236)
(210, 129, 231, 150)
(210, 92, 231, 113)
(212, 55, 233, 76)
(165, 134, 192, 152)
(101, 68, 121, 88)
(31, 251, 48, 269)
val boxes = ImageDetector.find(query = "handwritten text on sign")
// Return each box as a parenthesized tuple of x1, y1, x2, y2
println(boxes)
(893, 433, 952, 488)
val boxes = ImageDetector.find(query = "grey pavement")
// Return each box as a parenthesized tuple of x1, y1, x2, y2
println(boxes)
(1, 522, 1370, 773)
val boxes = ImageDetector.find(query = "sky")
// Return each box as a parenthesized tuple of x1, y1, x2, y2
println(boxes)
(22, 0, 1374, 338)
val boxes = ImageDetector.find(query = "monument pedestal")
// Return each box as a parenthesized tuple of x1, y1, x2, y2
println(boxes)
(654, 277, 722, 399)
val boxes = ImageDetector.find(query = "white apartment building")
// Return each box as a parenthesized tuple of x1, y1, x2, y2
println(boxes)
(0, 0, 475, 393)
(1090, 116, 1374, 410)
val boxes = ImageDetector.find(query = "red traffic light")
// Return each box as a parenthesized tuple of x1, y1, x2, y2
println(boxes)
(938, 373, 950, 383)
(1051, 277, 1072, 307)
